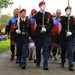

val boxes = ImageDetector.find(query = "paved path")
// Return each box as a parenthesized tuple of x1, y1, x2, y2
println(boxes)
(0, 51, 75, 75)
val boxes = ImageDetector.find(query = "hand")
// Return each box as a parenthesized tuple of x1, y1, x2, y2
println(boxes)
(16, 29, 21, 34)
(41, 27, 46, 33)
(29, 37, 31, 40)
(5, 34, 10, 39)
(66, 31, 72, 36)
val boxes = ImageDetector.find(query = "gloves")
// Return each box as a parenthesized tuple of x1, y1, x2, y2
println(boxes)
(41, 27, 46, 33)
(29, 37, 31, 40)
(41, 5, 45, 11)
(29, 42, 35, 48)
(66, 31, 72, 36)
(16, 29, 21, 34)
(66, 9, 71, 15)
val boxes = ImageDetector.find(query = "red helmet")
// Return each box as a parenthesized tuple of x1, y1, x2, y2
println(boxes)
(31, 9, 37, 15)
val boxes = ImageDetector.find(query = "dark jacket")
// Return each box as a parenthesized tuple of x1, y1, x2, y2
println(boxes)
(59, 16, 75, 41)
(15, 18, 31, 44)
(33, 11, 54, 39)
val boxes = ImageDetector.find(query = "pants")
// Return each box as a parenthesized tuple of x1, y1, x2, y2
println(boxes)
(59, 40, 74, 66)
(35, 38, 50, 67)
(17, 43, 28, 65)
(10, 32, 16, 55)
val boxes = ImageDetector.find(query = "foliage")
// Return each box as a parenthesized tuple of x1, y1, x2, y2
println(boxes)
(0, 14, 11, 28)
(0, 0, 14, 9)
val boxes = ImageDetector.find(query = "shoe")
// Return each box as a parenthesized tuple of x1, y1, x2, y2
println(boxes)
(59, 59, 61, 64)
(18, 62, 21, 67)
(10, 54, 14, 61)
(29, 57, 33, 61)
(69, 65, 74, 71)
(36, 63, 40, 67)
(43, 67, 49, 70)
(21, 64, 26, 69)
(60, 63, 64, 68)
(16, 59, 19, 63)
(55, 58, 57, 61)
(34, 58, 36, 63)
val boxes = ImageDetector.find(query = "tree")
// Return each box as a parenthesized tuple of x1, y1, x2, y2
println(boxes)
(0, 0, 13, 9)
(0, 14, 11, 28)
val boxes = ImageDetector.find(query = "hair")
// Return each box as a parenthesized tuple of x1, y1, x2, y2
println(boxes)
(13, 8, 19, 13)
(56, 9, 61, 13)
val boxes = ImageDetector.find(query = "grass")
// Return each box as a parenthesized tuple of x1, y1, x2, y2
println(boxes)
(0, 39, 10, 54)
(2, 28, 5, 32)
(0, 28, 10, 54)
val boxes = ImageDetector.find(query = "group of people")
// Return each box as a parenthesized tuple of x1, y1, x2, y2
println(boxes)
(5, 1, 75, 71)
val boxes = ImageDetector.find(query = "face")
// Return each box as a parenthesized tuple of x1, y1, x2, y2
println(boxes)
(52, 13, 56, 18)
(14, 9, 19, 17)
(20, 11, 26, 18)
(39, 4, 45, 11)
(65, 8, 71, 15)
(56, 10, 61, 18)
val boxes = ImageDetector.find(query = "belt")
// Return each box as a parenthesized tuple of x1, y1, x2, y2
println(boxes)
(21, 32, 28, 35)
(38, 25, 45, 27)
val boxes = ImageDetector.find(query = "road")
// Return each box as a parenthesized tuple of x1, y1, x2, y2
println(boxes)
(0, 51, 75, 75)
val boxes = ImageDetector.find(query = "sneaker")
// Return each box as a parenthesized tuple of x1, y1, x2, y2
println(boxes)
(34, 58, 36, 63)
(60, 63, 64, 68)
(21, 64, 26, 69)
(29, 57, 33, 61)
(36, 63, 40, 67)
(69, 65, 74, 71)
(10, 54, 14, 61)
(43, 67, 49, 70)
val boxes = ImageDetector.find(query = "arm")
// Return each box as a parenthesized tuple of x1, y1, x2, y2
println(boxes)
(45, 12, 54, 32)
(5, 18, 11, 35)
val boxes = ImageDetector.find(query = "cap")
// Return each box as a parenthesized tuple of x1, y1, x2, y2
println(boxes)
(39, 1, 45, 6)
(65, 6, 72, 11)
(31, 9, 37, 14)
(20, 9, 26, 13)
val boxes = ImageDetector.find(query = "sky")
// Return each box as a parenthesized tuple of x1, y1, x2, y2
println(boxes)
(2, 0, 75, 16)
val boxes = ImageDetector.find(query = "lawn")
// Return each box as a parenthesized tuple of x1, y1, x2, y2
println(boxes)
(0, 28, 10, 54)
(0, 39, 10, 53)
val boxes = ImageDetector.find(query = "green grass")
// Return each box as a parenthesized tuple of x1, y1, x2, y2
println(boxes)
(0, 39, 10, 54)
(2, 28, 5, 32)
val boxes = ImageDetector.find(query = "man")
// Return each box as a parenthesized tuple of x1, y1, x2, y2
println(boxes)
(59, 6, 75, 71)
(50, 9, 62, 62)
(28, 9, 37, 63)
(15, 9, 31, 69)
(5, 8, 19, 61)
(33, 1, 53, 70)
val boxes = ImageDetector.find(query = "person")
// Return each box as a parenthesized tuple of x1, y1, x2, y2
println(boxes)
(33, 1, 53, 70)
(5, 8, 19, 61)
(28, 9, 37, 63)
(59, 6, 75, 71)
(15, 9, 31, 69)
(50, 9, 62, 62)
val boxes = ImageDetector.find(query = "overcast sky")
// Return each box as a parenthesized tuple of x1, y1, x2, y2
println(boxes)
(2, 0, 75, 16)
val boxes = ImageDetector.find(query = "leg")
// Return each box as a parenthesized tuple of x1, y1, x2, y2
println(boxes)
(17, 43, 22, 65)
(59, 41, 67, 67)
(35, 38, 42, 67)
(67, 40, 74, 71)
(10, 43, 15, 61)
(21, 43, 28, 69)
(52, 47, 57, 61)
(43, 38, 50, 70)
